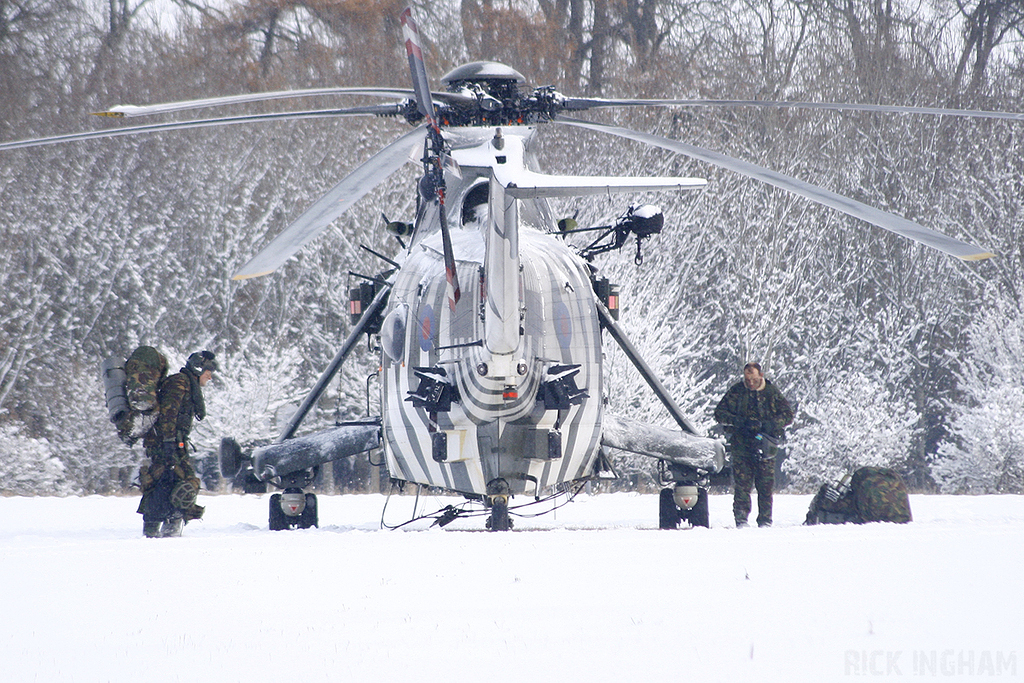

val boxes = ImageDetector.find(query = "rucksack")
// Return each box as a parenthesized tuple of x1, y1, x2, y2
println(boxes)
(100, 346, 168, 446)
(805, 466, 912, 525)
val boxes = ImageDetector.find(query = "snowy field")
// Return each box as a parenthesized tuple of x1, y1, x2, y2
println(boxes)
(1, 491, 1021, 682)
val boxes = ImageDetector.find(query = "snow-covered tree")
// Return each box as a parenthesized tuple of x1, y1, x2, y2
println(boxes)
(784, 371, 918, 491)
(0, 423, 71, 495)
(932, 298, 1024, 493)
(190, 346, 307, 456)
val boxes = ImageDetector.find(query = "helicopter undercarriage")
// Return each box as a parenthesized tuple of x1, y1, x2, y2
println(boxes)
(657, 463, 712, 530)
(270, 477, 319, 531)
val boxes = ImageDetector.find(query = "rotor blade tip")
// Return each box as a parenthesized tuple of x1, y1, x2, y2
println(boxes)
(961, 251, 996, 262)
(231, 270, 272, 281)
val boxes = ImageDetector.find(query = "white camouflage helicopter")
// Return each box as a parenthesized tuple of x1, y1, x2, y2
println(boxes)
(2, 8, 1002, 531)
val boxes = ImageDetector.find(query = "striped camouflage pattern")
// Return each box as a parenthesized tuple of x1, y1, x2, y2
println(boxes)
(381, 162, 603, 497)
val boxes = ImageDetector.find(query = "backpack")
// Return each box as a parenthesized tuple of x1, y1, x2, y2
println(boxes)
(805, 466, 912, 525)
(100, 346, 168, 446)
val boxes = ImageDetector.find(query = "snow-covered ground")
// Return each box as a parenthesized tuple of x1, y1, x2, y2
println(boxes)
(1, 491, 1021, 682)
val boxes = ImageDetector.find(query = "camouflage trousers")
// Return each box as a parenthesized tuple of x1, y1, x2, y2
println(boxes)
(732, 451, 776, 526)
(137, 446, 204, 523)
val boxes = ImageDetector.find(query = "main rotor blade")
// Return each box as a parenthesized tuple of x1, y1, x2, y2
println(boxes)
(556, 115, 995, 261)
(439, 201, 461, 310)
(97, 87, 474, 118)
(561, 97, 1024, 122)
(0, 104, 405, 152)
(401, 7, 437, 124)
(401, 7, 460, 308)
(233, 125, 427, 280)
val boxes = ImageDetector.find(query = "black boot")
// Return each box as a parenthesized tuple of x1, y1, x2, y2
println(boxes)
(161, 513, 184, 537)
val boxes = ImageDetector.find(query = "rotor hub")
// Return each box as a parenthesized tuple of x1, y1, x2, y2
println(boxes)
(441, 61, 526, 90)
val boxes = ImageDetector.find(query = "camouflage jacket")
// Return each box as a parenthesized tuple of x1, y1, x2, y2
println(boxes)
(713, 379, 794, 447)
(143, 370, 204, 448)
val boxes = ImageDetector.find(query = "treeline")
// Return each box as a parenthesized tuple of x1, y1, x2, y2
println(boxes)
(0, 0, 1022, 495)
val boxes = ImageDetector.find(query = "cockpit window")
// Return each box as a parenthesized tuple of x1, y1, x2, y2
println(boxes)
(462, 182, 489, 225)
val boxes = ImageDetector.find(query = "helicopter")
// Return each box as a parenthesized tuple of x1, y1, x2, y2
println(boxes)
(1, 7, 1004, 531)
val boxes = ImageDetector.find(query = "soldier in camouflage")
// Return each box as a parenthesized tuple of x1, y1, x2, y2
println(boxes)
(138, 350, 218, 537)
(714, 362, 794, 527)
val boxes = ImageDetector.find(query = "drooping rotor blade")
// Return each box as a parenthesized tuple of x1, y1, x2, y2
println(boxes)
(400, 7, 437, 124)
(401, 6, 460, 309)
(437, 194, 461, 310)
(557, 115, 995, 261)
(233, 125, 427, 280)
(0, 104, 405, 152)
(560, 97, 1024, 122)
(97, 87, 473, 118)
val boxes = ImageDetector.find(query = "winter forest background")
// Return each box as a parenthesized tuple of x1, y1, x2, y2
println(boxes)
(1, 0, 1022, 496)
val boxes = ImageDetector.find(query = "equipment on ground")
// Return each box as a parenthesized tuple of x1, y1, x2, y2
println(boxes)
(805, 467, 913, 525)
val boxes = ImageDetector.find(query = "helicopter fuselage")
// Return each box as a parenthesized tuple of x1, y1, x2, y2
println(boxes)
(380, 127, 603, 498)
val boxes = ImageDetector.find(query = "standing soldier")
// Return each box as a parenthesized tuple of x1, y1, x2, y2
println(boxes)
(714, 362, 794, 527)
(138, 350, 218, 537)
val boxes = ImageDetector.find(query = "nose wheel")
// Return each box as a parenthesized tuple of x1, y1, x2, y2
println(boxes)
(269, 489, 319, 530)
(485, 478, 512, 531)
(486, 497, 511, 531)
(659, 484, 709, 529)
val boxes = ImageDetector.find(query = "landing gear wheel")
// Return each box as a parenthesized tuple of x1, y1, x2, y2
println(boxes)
(689, 487, 710, 528)
(269, 492, 288, 531)
(298, 493, 318, 529)
(487, 497, 511, 531)
(659, 488, 680, 529)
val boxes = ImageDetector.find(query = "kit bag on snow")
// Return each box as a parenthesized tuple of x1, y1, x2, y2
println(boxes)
(99, 346, 168, 446)
(805, 466, 912, 525)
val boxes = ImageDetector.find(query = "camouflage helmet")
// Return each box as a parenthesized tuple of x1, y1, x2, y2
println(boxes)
(170, 479, 199, 509)
(186, 350, 218, 375)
